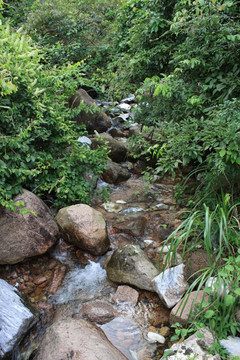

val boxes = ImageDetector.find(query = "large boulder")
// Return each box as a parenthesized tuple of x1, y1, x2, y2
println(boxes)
(91, 133, 127, 163)
(69, 89, 111, 134)
(101, 160, 131, 184)
(0, 189, 59, 264)
(34, 318, 127, 360)
(106, 244, 159, 292)
(55, 204, 109, 256)
(0, 279, 39, 359)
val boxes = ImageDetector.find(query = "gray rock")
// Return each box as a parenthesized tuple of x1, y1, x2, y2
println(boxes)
(101, 160, 130, 184)
(115, 113, 129, 122)
(153, 264, 189, 308)
(0, 189, 58, 264)
(77, 136, 92, 147)
(55, 204, 109, 256)
(220, 336, 240, 357)
(106, 244, 159, 292)
(162, 328, 221, 360)
(69, 89, 111, 134)
(120, 94, 136, 104)
(35, 318, 127, 360)
(117, 103, 131, 112)
(91, 133, 127, 163)
(0, 279, 39, 359)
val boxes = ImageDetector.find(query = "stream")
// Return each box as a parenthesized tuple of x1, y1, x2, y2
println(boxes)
(0, 173, 182, 360)
(0, 96, 184, 360)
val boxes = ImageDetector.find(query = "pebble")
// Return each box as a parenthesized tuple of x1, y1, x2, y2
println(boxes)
(147, 332, 165, 344)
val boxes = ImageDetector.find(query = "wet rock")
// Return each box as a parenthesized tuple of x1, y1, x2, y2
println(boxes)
(55, 204, 109, 256)
(120, 94, 136, 104)
(153, 264, 189, 308)
(0, 279, 39, 359)
(106, 244, 159, 292)
(102, 202, 123, 213)
(112, 285, 139, 306)
(169, 290, 208, 326)
(77, 301, 116, 324)
(75, 249, 98, 264)
(114, 114, 129, 122)
(69, 89, 111, 134)
(102, 160, 131, 184)
(92, 133, 127, 163)
(35, 318, 127, 360)
(162, 328, 221, 360)
(220, 336, 240, 357)
(159, 326, 170, 337)
(117, 103, 131, 112)
(0, 189, 58, 264)
(49, 265, 66, 295)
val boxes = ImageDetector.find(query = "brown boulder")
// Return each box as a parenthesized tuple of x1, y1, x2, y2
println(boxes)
(70, 89, 111, 134)
(91, 133, 127, 163)
(0, 189, 58, 264)
(35, 318, 127, 360)
(55, 204, 109, 256)
(101, 160, 130, 184)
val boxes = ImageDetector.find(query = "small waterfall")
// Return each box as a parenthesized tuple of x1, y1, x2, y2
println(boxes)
(51, 261, 107, 305)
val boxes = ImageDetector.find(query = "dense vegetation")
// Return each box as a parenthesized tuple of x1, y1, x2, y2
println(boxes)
(1, 0, 240, 357)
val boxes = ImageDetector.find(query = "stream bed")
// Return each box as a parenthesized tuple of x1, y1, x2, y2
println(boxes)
(0, 174, 182, 360)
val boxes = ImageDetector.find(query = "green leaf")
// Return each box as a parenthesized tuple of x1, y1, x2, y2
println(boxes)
(234, 288, 240, 296)
(219, 149, 226, 157)
(204, 310, 215, 319)
(225, 294, 234, 306)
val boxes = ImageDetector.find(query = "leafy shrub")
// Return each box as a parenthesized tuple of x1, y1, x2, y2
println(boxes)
(0, 21, 108, 210)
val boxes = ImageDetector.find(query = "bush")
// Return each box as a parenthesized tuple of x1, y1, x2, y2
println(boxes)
(0, 21, 108, 210)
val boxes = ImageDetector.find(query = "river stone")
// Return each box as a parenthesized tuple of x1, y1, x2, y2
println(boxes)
(153, 264, 189, 308)
(101, 160, 131, 184)
(35, 318, 127, 360)
(106, 244, 159, 292)
(0, 279, 39, 359)
(55, 204, 109, 256)
(69, 88, 111, 134)
(162, 328, 221, 360)
(112, 285, 139, 306)
(0, 189, 58, 264)
(91, 133, 127, 163)
(77, 301, 116, 324)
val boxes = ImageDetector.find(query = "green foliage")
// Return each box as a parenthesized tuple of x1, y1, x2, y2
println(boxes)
(162, 195, 240, 347)
(107, 0, 177, 97)
(0, 21, 108, 210)
(23, 0, 121, 68)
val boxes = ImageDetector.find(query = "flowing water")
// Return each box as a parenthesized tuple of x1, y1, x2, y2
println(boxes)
(0, 173, 179, 360)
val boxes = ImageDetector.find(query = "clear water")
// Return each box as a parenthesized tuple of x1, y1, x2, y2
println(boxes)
(51, 261, 107, 305)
